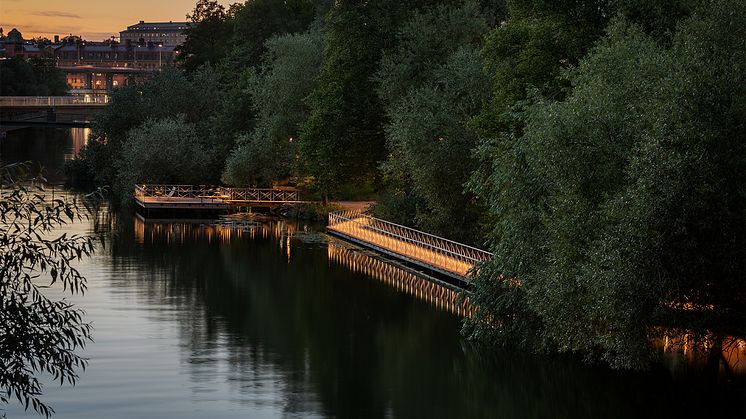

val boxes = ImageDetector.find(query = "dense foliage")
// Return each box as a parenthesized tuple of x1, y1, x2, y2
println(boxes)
(374, 1, 491, 243)
(223, 28, 325, 186)
(67, 68, 224, 199)
(465, 0, 745, 370)
(0, 58, 68, 96)
(299, 0, 415, 200)
(69, 0, 745, 370)
(0, 164, 95, 416)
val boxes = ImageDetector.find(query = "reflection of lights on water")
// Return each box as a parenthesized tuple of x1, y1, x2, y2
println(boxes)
(327, 239, 474, 317)
(133, 216, 474, 317)
(132, 216, 297, 255)
(65, 127, 92, 161)
(657, 331, 746, 374)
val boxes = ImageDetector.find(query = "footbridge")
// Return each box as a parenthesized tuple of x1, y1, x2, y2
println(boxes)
(0, 96, 109, 127)
(134, 184, 306, 211)
(328, 210, 493, 284)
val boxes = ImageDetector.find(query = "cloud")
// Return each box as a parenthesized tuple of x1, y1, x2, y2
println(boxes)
(0, 21, 80, 35)
(32, 11, 82, 19)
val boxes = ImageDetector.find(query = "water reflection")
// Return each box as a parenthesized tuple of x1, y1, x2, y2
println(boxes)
(327, 239, 473, 317)
(113, 214, 744, 418)
(133, 216, 473, 317)
(659, 333, 746, 377)
(0, 127, 90, 183)
(67, 127, 91, 161)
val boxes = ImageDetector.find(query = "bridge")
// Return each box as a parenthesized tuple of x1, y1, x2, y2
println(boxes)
(134, 184, 305, 212)
(133, 184, 493, 283)
(0, 96, 109, 127)
(328, 210, 493, 283)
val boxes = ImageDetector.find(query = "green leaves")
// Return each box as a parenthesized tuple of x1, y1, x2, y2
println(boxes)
(1, 163, 94, 416)
(374, 1, 491, 243)
(114, 116, 209, 202)
(466, 0, 745, 369)
(223, 28, 325, 186)
(0, 57, 68, 96)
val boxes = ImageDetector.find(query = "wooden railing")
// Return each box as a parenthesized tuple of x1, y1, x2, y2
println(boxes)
(0, 96, 110, 107)
(328, 210, 493, 279)
(134, 184, 300, 203)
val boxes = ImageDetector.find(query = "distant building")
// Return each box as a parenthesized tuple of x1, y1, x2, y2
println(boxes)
(119, 21, 191, 47)
(54, 42, 177, 70)
(0, 28, 45, 59)
(53, 41, 177, 95)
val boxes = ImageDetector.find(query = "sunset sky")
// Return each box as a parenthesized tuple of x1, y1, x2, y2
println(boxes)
(0, 0, 231, 41)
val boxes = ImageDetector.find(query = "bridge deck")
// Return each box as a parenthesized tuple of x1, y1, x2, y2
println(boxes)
(135, 196, 229, 210)
(328, 211, 492, 282)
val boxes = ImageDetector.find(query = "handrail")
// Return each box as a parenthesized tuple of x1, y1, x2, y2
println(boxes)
(0, 96, 110, 107)
(331, 210, 490, 255)
(328, 210, 493, 275)
(134, 184, 301, 202)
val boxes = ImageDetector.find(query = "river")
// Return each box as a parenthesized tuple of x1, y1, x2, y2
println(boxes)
(1, 127, 743, 418)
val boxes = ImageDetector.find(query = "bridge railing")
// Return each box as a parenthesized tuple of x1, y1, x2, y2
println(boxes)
(0, 96, 110, 107)
(134, 184, 300, 202)
(134, 184, 221, 200)
(328, 210, 493, 276)
(224, 188, 300, 202)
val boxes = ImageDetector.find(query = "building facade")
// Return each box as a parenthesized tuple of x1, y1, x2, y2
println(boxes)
(54, 42, 178, 70)
(119, 21, 190, 47)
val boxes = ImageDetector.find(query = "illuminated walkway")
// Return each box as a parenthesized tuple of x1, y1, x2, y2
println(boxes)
(328, 211, 492, 282)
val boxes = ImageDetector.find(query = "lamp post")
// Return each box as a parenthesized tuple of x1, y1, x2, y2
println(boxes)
(158, 43, 162, 69)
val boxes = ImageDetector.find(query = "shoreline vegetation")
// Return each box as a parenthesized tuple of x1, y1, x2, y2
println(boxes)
(64, 0, 744, 376)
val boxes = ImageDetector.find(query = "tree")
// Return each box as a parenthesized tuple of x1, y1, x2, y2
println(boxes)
(0, 163, 95, 416)
(464, 0, 746, 370)
(300, 0, 418, 201)
(374, 1, 491, 243)
(222, 0, 318, 72)
(0, 58, 68, 96)
(178, 0, 233, 72)
(68, 67, 224, 195)
(223, 28, 325, 186)
(114, 116, 210, 200)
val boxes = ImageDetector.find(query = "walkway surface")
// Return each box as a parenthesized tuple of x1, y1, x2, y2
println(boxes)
(327, 211, 492, 281)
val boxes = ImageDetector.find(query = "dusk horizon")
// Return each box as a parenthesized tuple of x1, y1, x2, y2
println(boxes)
(0, 0, 231, 41)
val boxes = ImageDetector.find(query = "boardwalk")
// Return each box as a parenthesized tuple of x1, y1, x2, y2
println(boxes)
(327, 210, 492, 282)
(134, 184, 303, 211)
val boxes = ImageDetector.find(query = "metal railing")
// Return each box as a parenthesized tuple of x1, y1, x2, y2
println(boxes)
(0, 96, 110, 107)
(134, 184, 300, 203)
(222, 188, 300, 202)
(328, 210, 493, 278)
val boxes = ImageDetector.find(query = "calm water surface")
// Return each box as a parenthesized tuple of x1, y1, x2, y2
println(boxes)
(2, 127, 743, 418)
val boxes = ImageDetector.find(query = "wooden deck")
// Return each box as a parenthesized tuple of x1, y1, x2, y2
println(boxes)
(134, 196, 229, 210)
(327, 210, 492, 282)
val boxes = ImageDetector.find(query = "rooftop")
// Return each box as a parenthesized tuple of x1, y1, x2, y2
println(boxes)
(123, 21, 191, 32)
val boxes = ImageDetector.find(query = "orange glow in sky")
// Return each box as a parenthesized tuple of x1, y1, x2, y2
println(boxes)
(0, 0, 231, 41)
